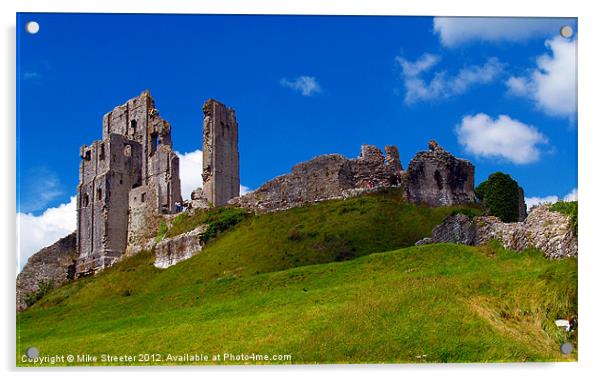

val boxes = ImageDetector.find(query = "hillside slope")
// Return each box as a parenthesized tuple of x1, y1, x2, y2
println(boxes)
(17, 191, 577, 364)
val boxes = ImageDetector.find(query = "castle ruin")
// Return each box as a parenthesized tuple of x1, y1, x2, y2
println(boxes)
(18, 90, 537, 310)
(75, 91, 182, 276)
(201, 99, 240, 206)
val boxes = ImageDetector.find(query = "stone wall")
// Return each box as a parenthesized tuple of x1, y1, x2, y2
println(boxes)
(16, 232, 77, 311)
(417, 205, 577, 259)
(229, 144, 404, 212)
(407, 140, 476, 206)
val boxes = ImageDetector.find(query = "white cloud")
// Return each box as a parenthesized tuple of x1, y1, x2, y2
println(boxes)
(563, 188, 578, 202)
(456, 113, 548, 164)
(280, 76, 322, 96)
(177, 150, 253, 199)
(506, 36, 576, 118)
(524, 195, 559, 211)
(433, 17, 572, 47)
(17, 196, 77, 271)
(525, 188, 578, 211)
(396, 55, 504, 104)
(240, 185, 252, 195)
(177, 150, 203, 200)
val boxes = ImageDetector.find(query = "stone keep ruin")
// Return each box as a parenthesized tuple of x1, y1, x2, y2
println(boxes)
(76, 91, 183, 276)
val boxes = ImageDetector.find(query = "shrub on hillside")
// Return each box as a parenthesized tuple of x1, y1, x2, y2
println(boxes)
(476, 172, 520, 223)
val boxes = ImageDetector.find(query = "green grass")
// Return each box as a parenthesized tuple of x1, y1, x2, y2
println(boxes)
(16, 190, 576, 365)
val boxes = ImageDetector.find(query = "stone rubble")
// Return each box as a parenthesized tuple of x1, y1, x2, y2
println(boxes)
(418, 205, 577, 259)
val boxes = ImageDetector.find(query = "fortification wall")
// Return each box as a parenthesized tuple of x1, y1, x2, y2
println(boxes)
(229, 144, 404, 212)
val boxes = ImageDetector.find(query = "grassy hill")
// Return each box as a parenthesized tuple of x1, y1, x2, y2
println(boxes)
(16, 190, 577, 365)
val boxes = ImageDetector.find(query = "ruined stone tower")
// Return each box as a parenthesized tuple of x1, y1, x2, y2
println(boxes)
(76, 91, 182, 275)
(202, 99, 240, 206)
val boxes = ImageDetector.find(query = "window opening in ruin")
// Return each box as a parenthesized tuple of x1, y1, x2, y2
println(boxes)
(97, 188, 102, 201)
(83, 193, 89, 207)
(124, 144, 132, 157)
(130, 119, 137, 137)
(150, 132, 158, 154)
(84, 150, 91, 161)
(141, 193, 146, 203)
(99, 143, 105, 160)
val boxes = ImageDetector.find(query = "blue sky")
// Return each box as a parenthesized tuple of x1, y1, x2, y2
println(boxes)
(16, 14, 577, 268)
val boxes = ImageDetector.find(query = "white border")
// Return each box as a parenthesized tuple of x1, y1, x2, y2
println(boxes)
(2, 1, 601, 379)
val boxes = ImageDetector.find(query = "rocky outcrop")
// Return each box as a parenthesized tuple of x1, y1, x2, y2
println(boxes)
(16, 232, 77, 311)
(229, 145, 404, 212)
(407, 140, 475, 206)
(417, 205, 577, 259)
(154, 225, 208, 268)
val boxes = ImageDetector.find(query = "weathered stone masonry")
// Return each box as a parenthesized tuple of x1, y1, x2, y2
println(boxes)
(76, 91, 182, 276)
(202, 99, 240, 206)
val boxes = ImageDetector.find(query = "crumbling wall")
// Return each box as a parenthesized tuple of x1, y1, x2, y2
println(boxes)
(406, 140, 476, 206)
(202, 99, 240, 206)
(17, 232, 77, 312)
(229, 145, 404, 212)
(416, 205, 577, 259)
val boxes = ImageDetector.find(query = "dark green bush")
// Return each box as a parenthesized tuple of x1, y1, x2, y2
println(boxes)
(198, 208, 250, 244)
(476, 172, 520, 222)
(550, 201, 578, 236)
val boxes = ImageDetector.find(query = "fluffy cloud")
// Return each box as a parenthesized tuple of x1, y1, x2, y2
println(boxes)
(506, 36, 576, 118)
(433, 17, 572, 47)
(17, 196, 77, 271)
(396, 54, 504, 104)
(456, 113, 548, 164)
(525, 188, 578, 211)
(177, 150, 203, 200)
(280, 76, 321, 96)
(563, 188, 578, 202)
(177, 150, 252, 199)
